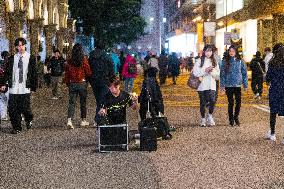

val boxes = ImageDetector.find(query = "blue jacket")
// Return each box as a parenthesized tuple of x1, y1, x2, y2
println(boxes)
(220, 58, 248, 89)
(111, 53, 120, 75)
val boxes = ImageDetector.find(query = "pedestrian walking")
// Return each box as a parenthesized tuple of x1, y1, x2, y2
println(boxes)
(64, 43, 92, 129)
(158, 50, 168, 85)
(147, 52, 159, 71)
(265, 43, 284, 142)
(220, 45, 248, 127)
(0, 51, 10, 121)
(48, 49, 65, 99)
(168, 52, 180, 85)
(192, 45, 220, 127)
(249, 51, 265, 99)
(88, 40, 115, 123)
(2, 37, 38, 134)
(122, 54, 138, 93)
(111, 48, 120, 76)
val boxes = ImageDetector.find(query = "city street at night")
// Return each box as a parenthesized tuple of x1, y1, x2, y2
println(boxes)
(1, 74, 284, 189)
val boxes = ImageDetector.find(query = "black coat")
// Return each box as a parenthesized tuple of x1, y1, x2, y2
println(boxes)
(249, 57, 265, 78)
(88, 49, 114, 86)
(139, 77, 164, 114)
(5, 54, 38, 92)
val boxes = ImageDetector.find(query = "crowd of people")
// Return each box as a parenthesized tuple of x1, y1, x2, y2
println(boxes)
(0, 37, 283, 145)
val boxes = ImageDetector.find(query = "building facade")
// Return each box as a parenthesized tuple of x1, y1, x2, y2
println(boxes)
(215, 0, 284, 62)
(0, 0, 75, 59)
(164, 0, 216, 57)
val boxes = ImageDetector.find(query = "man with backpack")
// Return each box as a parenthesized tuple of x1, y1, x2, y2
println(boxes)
(250, 51, 265, 99)
(122, 54, 138, 93)
(48, 49, 65, 99)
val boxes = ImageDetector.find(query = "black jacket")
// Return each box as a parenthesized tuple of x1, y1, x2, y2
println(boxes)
(48, 56, 65, 76)
(88, 49, 114, 86)
(5, 54, 38, 92)
(250, 57, 265, 78)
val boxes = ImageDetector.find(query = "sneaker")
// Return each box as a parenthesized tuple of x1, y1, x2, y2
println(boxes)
(207, 114, 215, 126)
(1, 117, 9, 121)
(80, 120, 89, 127)
(67, 118, 74, 129)
(11, 129, 21, 134)
(26, 121, 32, 130)
(51, 96, 59, 100)
(269, 134, 276, 141)
(281, 138, 284, 145)
(200, 118, 206, 127)
(265, 130, 271, 139)
(254, 93, 260, 99)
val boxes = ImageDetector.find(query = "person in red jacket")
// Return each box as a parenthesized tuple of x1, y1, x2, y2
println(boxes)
(122, 54, 138, 93)
(64, 43, 92, 129)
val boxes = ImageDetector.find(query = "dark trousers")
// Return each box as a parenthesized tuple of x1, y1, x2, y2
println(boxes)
(225, 87, 241, 122)
(251, 76, 263, 96)
(68, 82, 88, 119)
(159, 73, 167, 85)
(198, 90, 216, 118)
(8, 94, 33, 131)
(270, 113, 277, 135)
(91, 83, 109, 121)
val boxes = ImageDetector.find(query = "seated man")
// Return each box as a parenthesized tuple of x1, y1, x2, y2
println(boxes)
(98, 76, 137, 125)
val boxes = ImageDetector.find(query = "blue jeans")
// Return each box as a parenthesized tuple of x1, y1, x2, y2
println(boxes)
(124, 78, 134, 93)
(68, 82, 88, 119)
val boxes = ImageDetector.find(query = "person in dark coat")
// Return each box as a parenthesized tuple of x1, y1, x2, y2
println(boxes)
(158, 50, 168, 85)
(249, 51, 265, 99)
(88, 40, 115, 122)
(139, 67, 164, 120)
(168, 52, 180, 85)
(265, 43, 284, 142)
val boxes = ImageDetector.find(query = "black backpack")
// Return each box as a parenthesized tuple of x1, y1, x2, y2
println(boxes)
(128, 62, 137, 74)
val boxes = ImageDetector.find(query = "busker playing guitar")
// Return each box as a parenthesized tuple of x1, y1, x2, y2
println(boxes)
(97, 76, 138, 125)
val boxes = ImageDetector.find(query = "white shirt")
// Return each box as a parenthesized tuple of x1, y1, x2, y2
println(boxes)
(264, 52, 273, 72)
(9, 52, 31, 94)
(192, 58, 220, 91)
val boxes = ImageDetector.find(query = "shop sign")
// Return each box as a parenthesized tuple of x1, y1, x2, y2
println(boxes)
(224, 32, 231, 45)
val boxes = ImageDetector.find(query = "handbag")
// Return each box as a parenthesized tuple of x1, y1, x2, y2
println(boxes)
(187, 73, 201, 89)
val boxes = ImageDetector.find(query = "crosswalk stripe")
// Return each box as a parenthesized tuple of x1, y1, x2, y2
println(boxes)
(253, 105, 270, 113)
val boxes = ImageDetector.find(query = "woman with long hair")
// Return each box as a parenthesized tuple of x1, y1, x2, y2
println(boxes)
(220, 45, 248, 126)
(265, 43, 284, 142)
(64, 43, 92, 129)
(192, 44, 220, 127)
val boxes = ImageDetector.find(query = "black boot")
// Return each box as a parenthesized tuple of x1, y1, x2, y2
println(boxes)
(234, 117, 240, 126)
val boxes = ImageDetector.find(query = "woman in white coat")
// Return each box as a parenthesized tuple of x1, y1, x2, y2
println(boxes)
(192, 45, 220, 127)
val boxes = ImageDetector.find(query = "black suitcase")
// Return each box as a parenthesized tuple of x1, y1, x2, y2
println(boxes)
(139, 117, 172, 140)
(140, 127, 157, 151)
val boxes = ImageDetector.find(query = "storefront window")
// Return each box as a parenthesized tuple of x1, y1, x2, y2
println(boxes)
(216, 0, 243, 19)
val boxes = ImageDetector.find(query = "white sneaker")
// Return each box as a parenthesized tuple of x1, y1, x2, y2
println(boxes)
(207, 114, 215, 126)
(265, 130, 271, 139)
(80, 120, 89, 127)
(254, 93, 260, 99)
(67, 118, 74, 129)
(270, 134, 276, 141)
(52, 96, 59, 100)
(200, 118, 206, 127)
